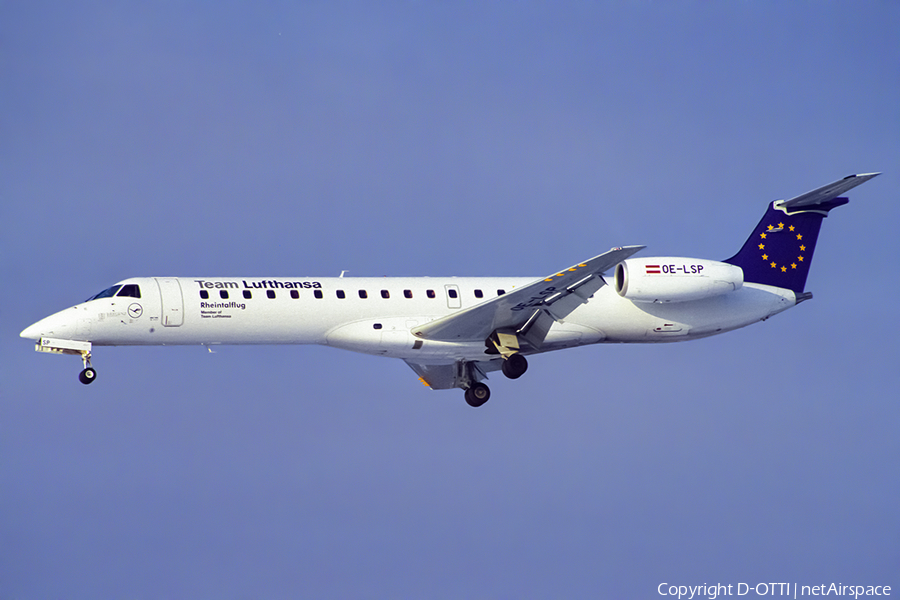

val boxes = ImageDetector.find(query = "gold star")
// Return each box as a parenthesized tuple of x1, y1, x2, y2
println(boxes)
(781, 266, 787, 272)
(791, 263, 797, 269)
(799, 244, 806, 251)
(770, 262, 777, 268)
(778, 222, 785, 229)
(760, 232, 767, 239)
(758, 243, 765, 250)
(767, 225, 774, 231)
(796, 234, 803, 240)
(762, 254, 768, 260)
(789, 225, 795, 232)
(798, 256, 804, 262)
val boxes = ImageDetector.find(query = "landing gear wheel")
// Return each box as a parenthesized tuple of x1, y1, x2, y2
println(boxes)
(501, 353, 528, 379)
(79, 367, 97, 385)
(464, 382, 491, 408)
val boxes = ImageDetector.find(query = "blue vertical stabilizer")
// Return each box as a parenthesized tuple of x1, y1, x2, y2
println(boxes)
(724, 199, 844, 293)
(724, 173, 878, 293)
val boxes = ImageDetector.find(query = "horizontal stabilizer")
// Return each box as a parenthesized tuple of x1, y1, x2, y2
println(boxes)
(777, 173, 879, 211)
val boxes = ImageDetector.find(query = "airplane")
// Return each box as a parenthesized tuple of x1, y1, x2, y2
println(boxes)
(20, 173, 879, 407)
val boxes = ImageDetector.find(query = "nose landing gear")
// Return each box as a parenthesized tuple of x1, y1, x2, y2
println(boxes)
(79, 366, 97, 384)
(78, 351, 96, 385)
(32, 338, 97, 385)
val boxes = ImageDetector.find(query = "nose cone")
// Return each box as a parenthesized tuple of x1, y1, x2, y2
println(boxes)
(20, 311, 75, 340)
(20, 321, 42, 340)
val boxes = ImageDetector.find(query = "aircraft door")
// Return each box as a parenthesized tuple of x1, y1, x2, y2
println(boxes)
(155, 278, 184, 327)
(444, 284, 461, 309)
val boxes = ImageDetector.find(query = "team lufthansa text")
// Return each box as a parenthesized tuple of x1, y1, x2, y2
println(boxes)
(194, 279, 322, 289)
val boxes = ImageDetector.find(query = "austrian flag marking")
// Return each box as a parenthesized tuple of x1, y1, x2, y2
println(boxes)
(645, 265, 661, 274)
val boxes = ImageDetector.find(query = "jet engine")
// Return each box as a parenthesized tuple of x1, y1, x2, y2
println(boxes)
(614, 258, 743, 303)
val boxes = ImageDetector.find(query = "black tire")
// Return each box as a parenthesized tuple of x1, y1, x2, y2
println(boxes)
(501, 353, 528, 379)
(465, 382, 490, 407)
(79, 367, 97, 385)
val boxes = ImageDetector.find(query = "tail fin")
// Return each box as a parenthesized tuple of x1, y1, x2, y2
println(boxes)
(725, 173, 879, 293)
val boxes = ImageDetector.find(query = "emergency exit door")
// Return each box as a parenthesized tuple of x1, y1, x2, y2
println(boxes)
(444, 284, 461, 309)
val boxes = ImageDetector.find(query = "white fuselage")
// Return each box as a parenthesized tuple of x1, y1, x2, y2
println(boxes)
(20, 174, 877, 399)
(22, 276, 797, 365)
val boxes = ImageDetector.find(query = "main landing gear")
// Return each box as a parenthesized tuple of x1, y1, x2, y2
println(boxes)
(464, 382, 490, 408)
(462, 354, 529, 408)
(501, 353, 528, 379)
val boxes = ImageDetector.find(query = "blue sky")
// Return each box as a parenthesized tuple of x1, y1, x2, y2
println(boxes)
(2, 2, 898, 598)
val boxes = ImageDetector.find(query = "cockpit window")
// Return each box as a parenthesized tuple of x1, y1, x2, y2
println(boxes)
(86, 285, 122, 302)
(116, 284, 141, 298)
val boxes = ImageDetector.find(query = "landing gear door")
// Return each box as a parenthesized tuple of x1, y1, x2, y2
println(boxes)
(156, 278, 184, 327)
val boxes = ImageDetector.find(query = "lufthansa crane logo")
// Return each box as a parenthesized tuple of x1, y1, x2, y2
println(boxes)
(127, 303, 143, 318)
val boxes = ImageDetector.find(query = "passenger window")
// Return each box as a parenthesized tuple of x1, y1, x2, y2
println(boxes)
(359, 290, 368, 299)
(427, 289, 436, 299)
(404, 290, 413, 299)
(314, 290, 323, 299)
(200, 290, 209, 299)
(243, 290, 252, 299)
(381, 290, 390, 299)
(497, 289, 505, 296)
(448, 289, 458, 299)
(373, 323, 383, 330)
(220, 290, 229, 299)
(337, 290, 345, 299)
(116, 284, 141, 298)
(290, 290, 299, 299)
(267, 290, 276, 299)
(474, 289, 483, 298)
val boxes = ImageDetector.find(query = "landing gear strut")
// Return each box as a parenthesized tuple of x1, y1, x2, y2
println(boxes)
(501, 353, 528, 379)
(464, 382, 490, 408)
(78, 352, 96, 385)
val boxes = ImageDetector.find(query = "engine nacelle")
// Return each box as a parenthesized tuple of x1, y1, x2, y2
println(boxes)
(614, 257, 743, 303)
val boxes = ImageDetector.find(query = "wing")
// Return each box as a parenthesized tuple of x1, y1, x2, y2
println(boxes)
(411, 246, 644, 346)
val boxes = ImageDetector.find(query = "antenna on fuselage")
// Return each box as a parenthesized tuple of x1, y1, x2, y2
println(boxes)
(339, 270, 348, 278)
